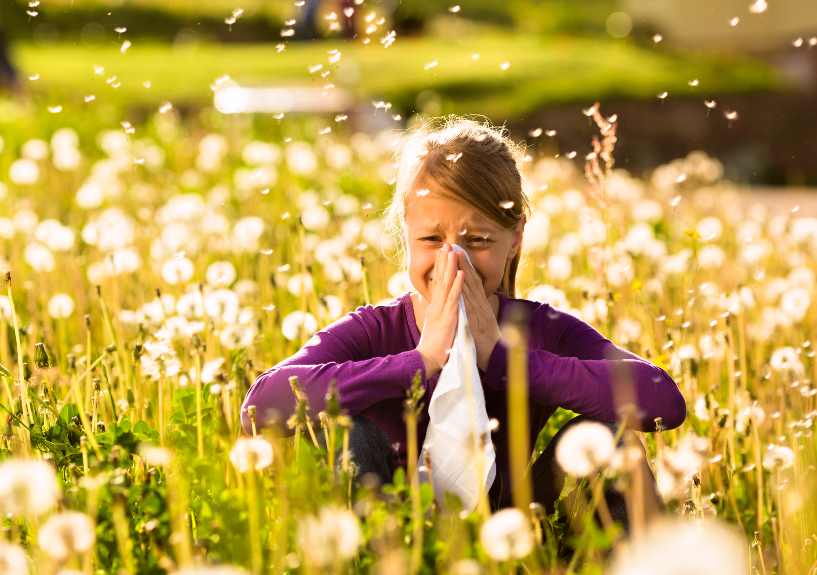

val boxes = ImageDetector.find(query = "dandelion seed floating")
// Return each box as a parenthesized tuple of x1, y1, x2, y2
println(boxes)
(26, 9, 38, 17)
(281, 28, 295, 37)
(793, 37, 804, 47)
(652, 33, 663, 43)
(724, 110, 739, 121)
(500, 61, 511, 71)
(143, 80, 152, 89)
(276, 42, 286, 52)
(84, 94, 95, 103)
(658, 91, 669, 100)
(471, 52, 480, 60)
(159, 101, 173, 114)
(416, 188, 430, 197)
(308, 64, 323, 74)
(343, 6, 354, 17)
(499, 200, 515, 209)
(225, 8, 244, 26)
(47, 105, 63, 114)
(748, 0, 767, 14)
(529, 128, 543, 138)
(449, 4, 461, 13)
(810, 37, 817, 46)
(28, 73, 39, 81)
(704, 99, 717, 109)
(120, 40, 132, 54)
(93, 65, 104, 75)
(566, 150, 577, 159)
(730, 16, 740, 27)
(424, 60, 439, 70)
(328, 49, 342, 63)
(545, 129, 557, 137)
(446, 152, 463, 163)
(381, 30, 396, 47)
(689, 78, 700, 86)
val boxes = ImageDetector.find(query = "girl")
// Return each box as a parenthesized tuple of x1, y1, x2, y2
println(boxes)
(241, 117, 686, 517)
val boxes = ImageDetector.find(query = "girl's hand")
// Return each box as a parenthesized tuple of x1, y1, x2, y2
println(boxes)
(454, 249, 502, 372)
(416, 244, 465, 376)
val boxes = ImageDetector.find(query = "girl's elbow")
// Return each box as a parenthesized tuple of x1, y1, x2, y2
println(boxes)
(657, 372, 687, 430)
(239, 370, 293, 434)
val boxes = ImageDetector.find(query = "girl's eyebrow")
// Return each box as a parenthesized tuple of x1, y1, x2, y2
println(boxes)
(420, 223, 493, 233)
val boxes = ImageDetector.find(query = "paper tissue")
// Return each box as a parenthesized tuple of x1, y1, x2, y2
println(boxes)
(418, 243, 496, 511)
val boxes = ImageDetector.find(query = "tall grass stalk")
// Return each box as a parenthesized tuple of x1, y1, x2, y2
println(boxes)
(5, 273, 31, 451)
(404, 370, 425, 574)
(503, 305, 532, 511)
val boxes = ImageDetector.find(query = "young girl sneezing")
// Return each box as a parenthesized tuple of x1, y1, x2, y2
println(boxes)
(241, 117, 686, 519)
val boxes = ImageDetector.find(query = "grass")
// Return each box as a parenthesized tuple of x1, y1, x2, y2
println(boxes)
(14, 31, 783, 118)
(0, 102, 815, 573)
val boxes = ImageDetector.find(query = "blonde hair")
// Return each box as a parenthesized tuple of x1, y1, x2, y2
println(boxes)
(384, 116, 530, 298)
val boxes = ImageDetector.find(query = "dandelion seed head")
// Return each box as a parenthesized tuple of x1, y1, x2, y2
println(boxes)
(38, 512, 95, 561)
(230, 437, 273, 473)
(0, 459, 60, 517)
(730, 16, 740, 26)
(555, 421, 615, 476)
(479, 508, 534, 561)
(297, 506, 361, 567)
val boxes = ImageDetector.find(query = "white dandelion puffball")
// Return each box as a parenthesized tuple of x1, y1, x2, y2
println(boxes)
(0, 541, 29, 575)
(38, 511, 96, 561)
(24, 242, 56, 272)
(479, 508, 535, 562)
(609, 517, 749, 575)
(0, 459, 60, 517)
(206, 261, 237, 287)
(139, 444, 173, 467)
(297, 506, 362, 567)
(281, 311, 318, 341)
(48, 293, 75, 319)
(555, 421, 616, 477)
(762, 445, 794, 471)
(229, 437, 274, 472)
(232, 216, 265, 252)
(161, 257, 195, 285)
(9, 159, 40, 185)
(286, 141, 318, 175)
(769, 347, 804, 374)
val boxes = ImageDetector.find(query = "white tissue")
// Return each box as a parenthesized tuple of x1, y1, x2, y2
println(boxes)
(418, 244, 496, 511)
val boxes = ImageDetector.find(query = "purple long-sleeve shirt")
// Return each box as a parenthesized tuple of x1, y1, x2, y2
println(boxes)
(241, 291, 686, 479)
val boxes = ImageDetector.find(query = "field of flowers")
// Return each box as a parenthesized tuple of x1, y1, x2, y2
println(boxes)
(0, 96, 815, 574)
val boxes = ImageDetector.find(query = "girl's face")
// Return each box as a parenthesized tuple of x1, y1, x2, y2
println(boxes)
(404, 186, 524, 303)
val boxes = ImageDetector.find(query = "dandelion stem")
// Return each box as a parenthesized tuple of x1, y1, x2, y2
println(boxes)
(504, 306, 532, 511)
(247, 465, 263, 574)
(6, 273, 31, 451)
(194, 353, 204, 458)
(405, 370, 425, 574)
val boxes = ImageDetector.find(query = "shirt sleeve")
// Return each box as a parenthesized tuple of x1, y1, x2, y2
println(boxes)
(483, 306, 686, 431)
(240, 309, 429, 434)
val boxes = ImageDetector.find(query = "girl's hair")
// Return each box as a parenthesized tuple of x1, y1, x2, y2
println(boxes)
(384, 116, 531, 298)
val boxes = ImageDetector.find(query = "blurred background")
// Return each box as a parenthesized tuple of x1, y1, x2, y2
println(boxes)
(1, 0, 816, 188)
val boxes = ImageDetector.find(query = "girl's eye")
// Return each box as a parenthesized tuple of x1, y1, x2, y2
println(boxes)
(469, 237, 492, 246)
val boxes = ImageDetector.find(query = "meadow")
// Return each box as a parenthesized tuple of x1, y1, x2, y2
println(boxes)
(0, 94, 815, 575)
